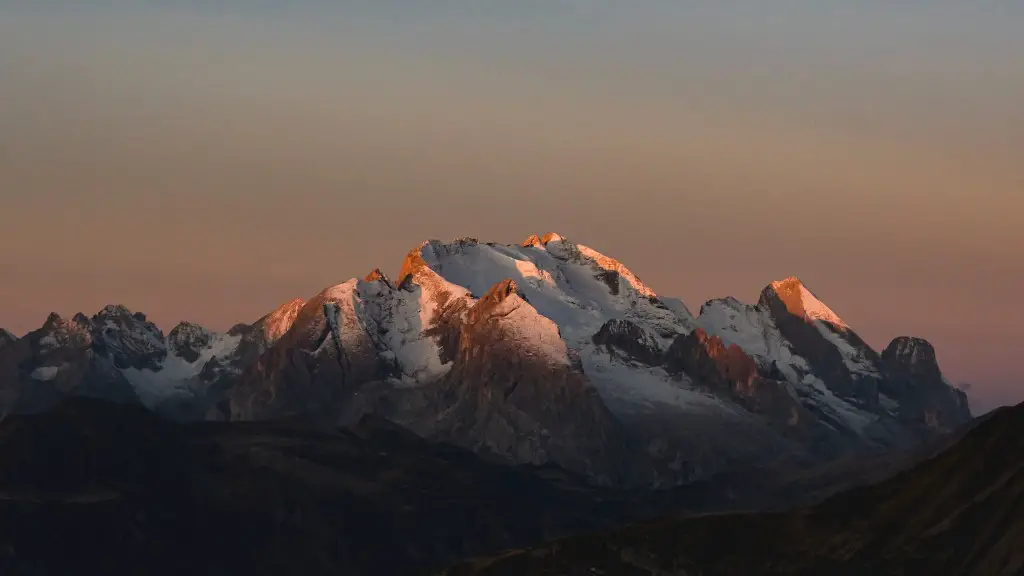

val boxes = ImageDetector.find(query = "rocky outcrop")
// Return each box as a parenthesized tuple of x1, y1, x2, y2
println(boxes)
(421, 279, 629, 484)
(364, 268, 392, 287)
(228, 283, 384, 426)
(591, 319, 663, 366)
(89, 305, 168, 371)
(0, 329, 16, 350)
(0, 313, 140, 415)
(167, 322, 213, 364)
(881, 336, 971, 432)
(664, 329, 814, 436)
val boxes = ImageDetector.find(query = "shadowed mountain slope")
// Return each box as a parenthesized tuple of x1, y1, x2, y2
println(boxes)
(444, 401, 1024, 576)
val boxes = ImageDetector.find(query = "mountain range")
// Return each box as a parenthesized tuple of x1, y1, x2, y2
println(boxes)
(0, 233, 971, 486)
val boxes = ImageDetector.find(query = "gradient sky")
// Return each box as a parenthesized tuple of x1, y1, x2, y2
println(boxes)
(1, 1, 1022, 413)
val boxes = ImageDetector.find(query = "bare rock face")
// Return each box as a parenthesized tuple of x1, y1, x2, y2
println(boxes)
(363, 268, 392, 287)
(423, 279, 630, 484)
(228, 283, 384, 426)
(881, 336, 971, 432)
(167, 322, 213, 364)
(591, 319, 663, 366)
(758, 280, 880, 408)
(0, 313, 140, 415)
(0, 329, 16, 350)
(666, 329, 806, 428)
(89, 305, 168, 371)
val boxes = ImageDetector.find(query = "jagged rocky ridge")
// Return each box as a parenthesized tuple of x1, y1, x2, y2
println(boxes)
(0, 233, 971, 486)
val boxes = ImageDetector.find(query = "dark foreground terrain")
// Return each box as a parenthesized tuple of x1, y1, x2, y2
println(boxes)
(0, 398, 639, 575)
(445, 401, 1024, 576)
(0, 396, 1000, 575)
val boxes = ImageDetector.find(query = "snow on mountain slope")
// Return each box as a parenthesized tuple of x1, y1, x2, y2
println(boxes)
(405, 235, 715, 416)
(761, 277, 883, 381)
(91, 305, 167, 371)
(812, 320, 883, 378)
(122, 330, 241, 407)
(698, 298, 810, 383)
(4, 232, 974, 485)
(468, 279, 571, 367)
(697, 295, 882, 436)
(355, 275, 458, 384)
(412, 235, 693, 346)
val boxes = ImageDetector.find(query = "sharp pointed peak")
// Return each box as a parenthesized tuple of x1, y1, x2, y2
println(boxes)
(761, 276, 848, 329)
(255, 297, 308, 343)
(398, 245, 429, 287)
(770, 276, 806, 289)
(43, 312, 66, 328)
(364, 268, 392, 286)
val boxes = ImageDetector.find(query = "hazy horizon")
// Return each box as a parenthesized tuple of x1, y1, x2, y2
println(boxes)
(2, 1, 1021, 413)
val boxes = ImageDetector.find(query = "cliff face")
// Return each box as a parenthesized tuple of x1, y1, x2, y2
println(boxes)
(415, 279, 631, 484)
(881, 336, 971, 432)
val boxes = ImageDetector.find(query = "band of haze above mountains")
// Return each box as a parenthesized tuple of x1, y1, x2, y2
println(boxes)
(0, 233, 1019, 574)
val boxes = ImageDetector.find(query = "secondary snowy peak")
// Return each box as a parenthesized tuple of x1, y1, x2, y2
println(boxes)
(166, 322, 214, 363)
(762, 277, 848, 330)
(90, 305, 167, 371)
(0, 328, 17, 348)
(37, 312, 93, 351)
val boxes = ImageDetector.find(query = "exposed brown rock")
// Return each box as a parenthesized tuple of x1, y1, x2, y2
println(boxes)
(591, 319, 662, 366)
(759, 283, 880, 405)
(363, 268, 392, 286)
(424, 278, 629, 484)
(520, 234, 543, 248)
(664, 329, 823, 443)
(881, 336, 971, 432)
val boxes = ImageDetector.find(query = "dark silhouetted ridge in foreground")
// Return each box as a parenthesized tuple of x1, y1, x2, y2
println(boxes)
(444, 401, 1024, 575)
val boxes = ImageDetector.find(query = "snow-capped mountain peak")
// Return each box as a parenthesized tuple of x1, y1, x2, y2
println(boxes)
(763, 277, 849, 329)
(1, 232, 974, 487)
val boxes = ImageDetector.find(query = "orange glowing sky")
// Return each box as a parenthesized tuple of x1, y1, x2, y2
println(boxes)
(1, 2, 1022, 412)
